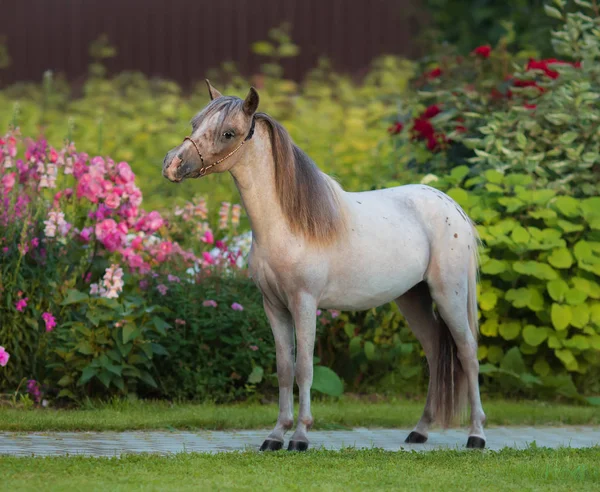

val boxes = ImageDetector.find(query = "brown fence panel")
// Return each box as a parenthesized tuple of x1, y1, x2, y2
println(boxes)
(0, 0, 427, 87)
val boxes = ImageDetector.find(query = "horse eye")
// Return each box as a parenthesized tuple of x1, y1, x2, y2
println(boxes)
(223, 131, 235, 140)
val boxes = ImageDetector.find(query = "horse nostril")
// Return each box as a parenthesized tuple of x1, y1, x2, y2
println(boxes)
(177, 153, 183, 160)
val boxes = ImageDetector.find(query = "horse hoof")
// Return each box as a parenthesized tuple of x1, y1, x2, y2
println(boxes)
(287, 440, 309, 452)
(259, 439, 283, 451)
(466, 436, 486, 449)
(405, 431, 428, 444)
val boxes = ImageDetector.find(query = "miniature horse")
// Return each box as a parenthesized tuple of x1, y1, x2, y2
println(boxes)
(163, 81, 486, 451)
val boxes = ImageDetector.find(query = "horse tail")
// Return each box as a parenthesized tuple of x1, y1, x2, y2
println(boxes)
(433, 311, 467, 428)
(432, 222, 480, 428)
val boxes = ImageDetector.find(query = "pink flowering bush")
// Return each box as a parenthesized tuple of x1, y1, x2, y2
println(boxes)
(0, 129, 259, 400)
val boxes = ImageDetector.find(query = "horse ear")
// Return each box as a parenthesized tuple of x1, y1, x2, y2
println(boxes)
(243, 87, 260, 116)
(205, 79, 223, 100)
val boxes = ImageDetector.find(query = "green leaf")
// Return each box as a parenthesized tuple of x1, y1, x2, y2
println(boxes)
(248, 366, 264, 384)
(480, 318, 498, 337)
(151, 343, 169, 356)
(312, 366, 344, 397)
(479, 291, 497, 311)
(484, 170, 504, 184)
(553, 196, 579, 218)
(548, 248, 573, 269)
(513, 261, 558, 280)
(487, 346, 504, 364)
(555, 349, 578, 371)
(571, 303, 590, 328)
(481, 259, 507, 275)
(447, 188, 469, 208)
(556, 220, 584, 233)
(565, 288, 587, 306)
(364, 341, 376, 360)
(551, 304, 572, 331)
(77, 366, 98, 386)
(522, 325, 548, 346)
(547, 279, 568, 302)
(349, 337, 362, 357)
(57, 375, 74, 387)
(139, 371, 158, 388)
(152, 317, 171, 335)
(122, 325, 139, 344)
(97, 370, 112, 388)
(544, 4, 563, 19)
(511, 226, 530, 244)
(499, 321, 521, 340)
(61, 289, 89, 305)
(500, 347, 526, 375)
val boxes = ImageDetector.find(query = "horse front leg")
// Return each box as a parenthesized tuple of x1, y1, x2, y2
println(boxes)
(260, 298, 295, 451)
(288, 293, 317, 451)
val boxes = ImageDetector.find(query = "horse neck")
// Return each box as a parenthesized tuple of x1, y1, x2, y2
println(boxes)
(228, 126, 287, 246)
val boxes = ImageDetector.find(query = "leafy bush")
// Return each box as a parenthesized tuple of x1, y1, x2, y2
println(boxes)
(379, 1, 600, 399)
(149, 273, 276, 402)
(0, 131, 258, 402)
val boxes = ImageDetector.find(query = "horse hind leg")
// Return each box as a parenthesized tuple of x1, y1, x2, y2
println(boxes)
(426, 247, 487, 449)
(395, 282, 441, 444)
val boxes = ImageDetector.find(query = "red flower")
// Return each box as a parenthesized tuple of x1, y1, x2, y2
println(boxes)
(523, 103, 537, 109)
(421, 104, 441, 119)
(412, 118, 435, 140)
(472, 45, 491, 58)
(426, 67, 442, 79)
(526, 58, 581, 80)
(388, 122, 404, 135)
(455, 125, 467, 133)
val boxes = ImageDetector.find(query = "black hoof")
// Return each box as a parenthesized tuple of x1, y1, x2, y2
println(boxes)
(287, 440, 309, 452)
(405, 431, 428, 444)
(259, 439, 283, 451)
(466, 436, 486, 449)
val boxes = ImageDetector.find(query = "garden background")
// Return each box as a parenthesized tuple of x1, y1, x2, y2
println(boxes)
(0, 0, 599, 409)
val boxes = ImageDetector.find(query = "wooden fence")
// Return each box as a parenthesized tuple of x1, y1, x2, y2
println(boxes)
(1, 0, 427, 86)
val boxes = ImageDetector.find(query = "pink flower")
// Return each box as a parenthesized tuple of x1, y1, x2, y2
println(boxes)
(42, 312, 57, 332)
(115, 162, 135, 184)
(157, 284, 168, 296)
(316, 309, 322, 316)
(175, 319, 186, 326)
(203, 300, 218, 308)
(329, 310, 340, 318)
(202, 251, 215, 265)
(0, 346, 9, 367)
(131, 236, 144, 250)
(167, 274, 180, 283)
(27, 379, 42, 402)
(1, 172, 16, 193)
(139, 279, 149, 290)
(15, 298, 28, 312)
(231, 302, 244, 312)
(201, 229, 214, 244)
(79, 227, 93, 243)
(250, 345, 259, 351)
(105, 192, 121, 209)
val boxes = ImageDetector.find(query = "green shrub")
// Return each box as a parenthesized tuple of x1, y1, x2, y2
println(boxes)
(148, 273, 276, 402)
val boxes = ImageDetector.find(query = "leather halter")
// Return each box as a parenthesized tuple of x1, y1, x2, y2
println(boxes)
(183, 117, 256, 176)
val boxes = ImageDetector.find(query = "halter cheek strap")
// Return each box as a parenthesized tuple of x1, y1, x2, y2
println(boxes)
(183, 117, 256, 176)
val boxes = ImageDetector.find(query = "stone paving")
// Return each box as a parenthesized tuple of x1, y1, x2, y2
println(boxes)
(1, 427, 599, 457)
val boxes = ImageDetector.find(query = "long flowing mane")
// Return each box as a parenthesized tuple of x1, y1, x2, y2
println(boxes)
(255, 113, 347, 246)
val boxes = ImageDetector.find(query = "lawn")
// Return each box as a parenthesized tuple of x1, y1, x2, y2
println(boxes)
(2, 447, 599, 491)
(0, 398, 598, 432)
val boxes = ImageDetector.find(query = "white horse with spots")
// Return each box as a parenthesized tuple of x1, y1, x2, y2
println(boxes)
(163, 81, 486, 451)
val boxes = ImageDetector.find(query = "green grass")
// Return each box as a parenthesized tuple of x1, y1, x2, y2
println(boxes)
(0, 398, 598, 432)
(2, 447, 600, 491)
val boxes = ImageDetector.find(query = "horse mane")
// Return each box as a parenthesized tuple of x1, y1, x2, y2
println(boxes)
(255, 112, 347, 246)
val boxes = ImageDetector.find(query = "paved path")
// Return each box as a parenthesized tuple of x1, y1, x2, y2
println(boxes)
(1, 427, 599, 457)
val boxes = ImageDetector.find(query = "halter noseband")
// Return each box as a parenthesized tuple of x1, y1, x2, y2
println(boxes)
(183, 117, 256, 176)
